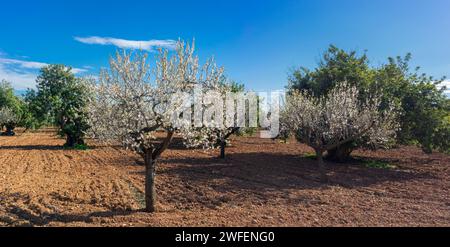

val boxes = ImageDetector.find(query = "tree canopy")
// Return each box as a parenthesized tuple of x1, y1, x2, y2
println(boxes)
(25, 65, 91, 147)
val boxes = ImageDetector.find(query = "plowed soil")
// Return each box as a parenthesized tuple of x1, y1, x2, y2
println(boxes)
(0, 129, 449, 226)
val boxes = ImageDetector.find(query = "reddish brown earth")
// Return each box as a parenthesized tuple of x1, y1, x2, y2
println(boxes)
(0, 129, 449, 226)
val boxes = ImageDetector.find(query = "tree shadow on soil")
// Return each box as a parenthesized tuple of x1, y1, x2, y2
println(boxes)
(2, 205, 141, 226)
(1, 150, 438, 226)
(158, 152, 437, 191)
(7, 206, 139, 226)
(0, 145, 103, 151)
(123, 151, 434, 210)
(0, 145, 64, 150)
(1, 192, 140, 226)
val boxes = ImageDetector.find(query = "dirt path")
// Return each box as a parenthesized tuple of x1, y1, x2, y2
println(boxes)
(0, 130, 449, 226)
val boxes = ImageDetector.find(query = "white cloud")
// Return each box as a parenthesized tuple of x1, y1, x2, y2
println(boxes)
(0, 64, 38, 90)
(74, 36, 177, 51)
(0, 56, 90, 90)
(0, 57, 87, 73)
(71, 68, 88, 74)
(0, 58, 48, 69)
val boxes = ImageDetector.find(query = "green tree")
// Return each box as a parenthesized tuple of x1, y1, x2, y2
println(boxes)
(433, 114, 450, 154)
(0, 80, 23, 135)
(29, 65, 90, 147)
(20, 90, 44, 130)
(57, 78, 91, 147)
(288, 45, 374, 96)
(0, 80, 21, 113)
(23, 88, 48, 127)
(375, 55, 449, 153)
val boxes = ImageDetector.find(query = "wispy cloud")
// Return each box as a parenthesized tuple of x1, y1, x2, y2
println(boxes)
(0, 64, 38, 90)
(0, 58, 49, 69)
(0, 57, 88, 73)
(74, 36, 177, 51)
(71, 68, 88, 74)
(0, 56, 89, 90)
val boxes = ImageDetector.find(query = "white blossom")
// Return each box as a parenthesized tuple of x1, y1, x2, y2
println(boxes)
(86, 40, 230, 211)
(0, 107, 19, 127)
(282, 82, 398, 152)
(281, 82, 399, 181)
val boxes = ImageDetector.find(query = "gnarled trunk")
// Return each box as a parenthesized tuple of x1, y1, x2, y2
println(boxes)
(326, 142, 355, 162)
(65, 135, 84, 147)
(66, 135, 75, 147)
(144, 150, 156, 212)
(4, 124, 16, 136)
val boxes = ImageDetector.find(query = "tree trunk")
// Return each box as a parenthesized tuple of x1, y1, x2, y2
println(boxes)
(219, 139, 226, 159)
(141, 130, 174, 212)
(144, 150, 157, 212)
(326, 142, 354, 162)
(316, 150, 328, 183)
(65, 133, 85, 147)
(5, 126, 15, 136)
(66, 135, 75, 147)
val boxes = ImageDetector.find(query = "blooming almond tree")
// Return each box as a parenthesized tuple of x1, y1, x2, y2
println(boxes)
(0, 107, 20, 136)
(180, 81, 253, 159)
(87, 41, 224, 212)
(281, 82, 398, 182)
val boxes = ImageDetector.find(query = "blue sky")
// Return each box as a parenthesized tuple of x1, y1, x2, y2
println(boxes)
(1, 0, 449, 93)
